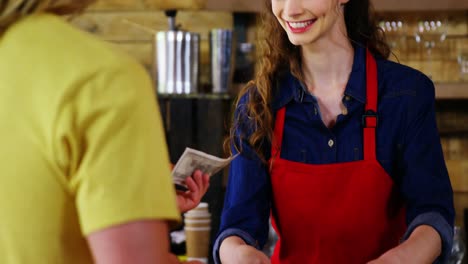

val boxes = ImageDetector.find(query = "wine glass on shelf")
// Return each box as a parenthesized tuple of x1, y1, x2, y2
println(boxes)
(413, 19, 448, 79)
(458, 52, 468, 82)
(379, 20, 407, 59)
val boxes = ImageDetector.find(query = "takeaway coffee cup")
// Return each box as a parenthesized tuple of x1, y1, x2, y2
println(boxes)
(184, 202, 211, 263)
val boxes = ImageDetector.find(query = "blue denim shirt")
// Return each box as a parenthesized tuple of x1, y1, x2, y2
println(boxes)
(214, 46, 454, 263)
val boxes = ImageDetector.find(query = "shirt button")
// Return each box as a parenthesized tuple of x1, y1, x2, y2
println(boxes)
(328, 139, 334, 147)
(344, 95, 351, 101)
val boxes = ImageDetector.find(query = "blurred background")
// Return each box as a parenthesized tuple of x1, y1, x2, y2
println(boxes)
(69, 0, 467, 262)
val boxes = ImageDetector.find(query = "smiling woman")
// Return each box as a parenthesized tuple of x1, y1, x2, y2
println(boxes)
(228, 0, 389, 163)
(0, 0, 95, 32)
(215, 0, 455, 263)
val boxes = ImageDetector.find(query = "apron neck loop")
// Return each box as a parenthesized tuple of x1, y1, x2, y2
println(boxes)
(272, 107, 286, 159)
(363, 48, 378, 161)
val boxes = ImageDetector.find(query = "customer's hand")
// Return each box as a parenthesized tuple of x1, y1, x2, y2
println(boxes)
(176, 170, 210, 213)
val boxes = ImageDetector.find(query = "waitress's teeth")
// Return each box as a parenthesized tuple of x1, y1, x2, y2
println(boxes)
(289, 21, 313, 29)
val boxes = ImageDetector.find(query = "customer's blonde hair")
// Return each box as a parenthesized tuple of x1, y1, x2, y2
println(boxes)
(0, 0, 95, 33)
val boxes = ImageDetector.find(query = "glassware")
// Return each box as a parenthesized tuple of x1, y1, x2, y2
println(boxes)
(262, 217, 279, 257)
(447, 226, 465, 264)
(458, 52, 468, 82)
(379, 20, 406, 50)
(413, 19, 448, 79)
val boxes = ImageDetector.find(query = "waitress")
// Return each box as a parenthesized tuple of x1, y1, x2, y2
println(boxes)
(213, 0, 454, 263)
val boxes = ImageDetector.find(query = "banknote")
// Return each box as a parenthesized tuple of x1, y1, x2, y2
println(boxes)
(172, 147, 238, 186)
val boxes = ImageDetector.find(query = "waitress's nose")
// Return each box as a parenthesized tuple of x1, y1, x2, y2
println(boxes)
(284, 0, 305, 19)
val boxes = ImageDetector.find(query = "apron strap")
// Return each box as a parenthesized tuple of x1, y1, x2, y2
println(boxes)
(363, 48, 378, 161)
(272, 107, 286, 159)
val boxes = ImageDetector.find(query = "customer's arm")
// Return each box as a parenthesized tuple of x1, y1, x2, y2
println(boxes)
(87, 220, 173, 264)
(70, 61, 183, 262)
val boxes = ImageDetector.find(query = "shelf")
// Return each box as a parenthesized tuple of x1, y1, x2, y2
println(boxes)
(157, 93, 233, 100)
(201, 0, 466, 12)
(373, 0, 468, 11)
(136, 0, 467, 13)
(435, 82, 468, 99)
(156, 83, 468, 100)
(203, 0, 264, 12)
(138, 0, 264, 12)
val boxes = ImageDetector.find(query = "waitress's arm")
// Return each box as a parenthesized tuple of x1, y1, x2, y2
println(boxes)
(384, 74, 454, 263)
(212, 145, 272, 264)
(213, 96, 273, 264)
(368, 225, 441, 263)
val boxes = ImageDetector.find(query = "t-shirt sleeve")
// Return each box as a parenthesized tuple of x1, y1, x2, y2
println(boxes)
(65, 59, 180, 235)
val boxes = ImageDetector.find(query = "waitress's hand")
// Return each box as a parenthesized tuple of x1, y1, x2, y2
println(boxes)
(221, 244, 270, 264)
(176, 169, 210, 213)
(366, 251, 403, 264)
(368, 225, 441, 264)
(220, 236, 271, 264)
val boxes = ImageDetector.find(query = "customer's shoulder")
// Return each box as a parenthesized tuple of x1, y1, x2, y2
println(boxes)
(6, 13, 140, 71)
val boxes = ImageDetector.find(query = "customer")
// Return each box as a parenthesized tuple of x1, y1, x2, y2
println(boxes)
(0, 0, 208, 263)
(214, 0, 454, 263)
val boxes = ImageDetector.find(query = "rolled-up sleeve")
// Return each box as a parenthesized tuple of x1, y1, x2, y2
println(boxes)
(398, 74, 455, 262)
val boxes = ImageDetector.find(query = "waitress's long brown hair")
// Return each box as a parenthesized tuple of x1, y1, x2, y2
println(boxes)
(0, 0, 96, 34)
(226, 0, 390, 162)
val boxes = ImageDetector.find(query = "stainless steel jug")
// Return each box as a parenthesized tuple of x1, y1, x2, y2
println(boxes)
(155, 30, 200, 94)
(210, 29, 235, 94)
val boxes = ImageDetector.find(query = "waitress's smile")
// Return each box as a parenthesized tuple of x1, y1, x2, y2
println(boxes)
(272, 0, 345, 46)
(286, 19, 317, 33)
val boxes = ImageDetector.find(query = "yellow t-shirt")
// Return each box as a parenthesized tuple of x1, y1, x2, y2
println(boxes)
(0, 13, 180, 263)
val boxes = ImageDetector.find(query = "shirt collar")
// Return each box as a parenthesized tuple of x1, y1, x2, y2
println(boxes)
(344, 45, 366, 104)
(271, 45, 368, 110)
(271, 73, 302, 110)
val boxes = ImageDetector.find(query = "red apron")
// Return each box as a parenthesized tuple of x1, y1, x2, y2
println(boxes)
(269, 50, 406, 264)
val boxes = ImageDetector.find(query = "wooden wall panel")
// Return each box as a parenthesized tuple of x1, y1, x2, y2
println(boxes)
(373, 0, 468, 11)
(111, 41, 154, 70)
(447, 160, 468, 192)
(90, 0, 467, 12)
(141, 0, 207, 10)
(454, 192, 468, 227)
(203, 0, 264, 12)
(89, 0, 145, 11)
(71, 11, 232, 41)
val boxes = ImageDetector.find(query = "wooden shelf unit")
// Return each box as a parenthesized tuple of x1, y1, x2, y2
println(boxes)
(200, 0, 468, 12)
(373, 0, 468, 12)
(435, 83, 468, 100)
